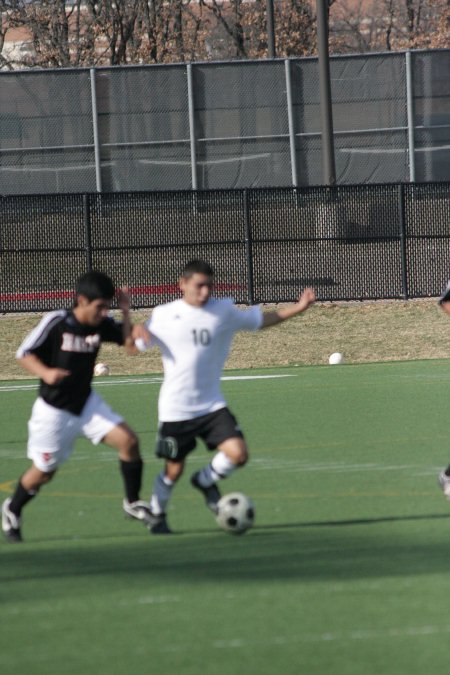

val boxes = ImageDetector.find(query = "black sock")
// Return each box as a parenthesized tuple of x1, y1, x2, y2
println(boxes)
(9, 481, 37, 516)
(120, 459, 143, 503)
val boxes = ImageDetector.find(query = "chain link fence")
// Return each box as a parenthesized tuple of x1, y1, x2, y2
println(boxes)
(1, 182, 449, 313)
(0, 50, 449, 195)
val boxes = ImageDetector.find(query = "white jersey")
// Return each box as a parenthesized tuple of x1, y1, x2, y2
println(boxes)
(146, 298, 263, 422)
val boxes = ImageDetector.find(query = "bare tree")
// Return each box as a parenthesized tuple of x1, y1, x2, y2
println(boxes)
(198, 0, 315, 59)
(328, 0, 449, 53)
(0, 0, 447, 70)
(385, 0, 395, 50)
(198, 0, 247, 58)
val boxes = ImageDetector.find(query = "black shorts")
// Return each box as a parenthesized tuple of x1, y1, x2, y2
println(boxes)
(157, 407, 244, 461)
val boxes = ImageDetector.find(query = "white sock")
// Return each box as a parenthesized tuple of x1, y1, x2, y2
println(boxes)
(150, 471, 174, 515)
(197, 451, 237, 487)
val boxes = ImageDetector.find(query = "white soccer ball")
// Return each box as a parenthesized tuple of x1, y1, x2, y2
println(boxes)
(328, 352, 344, 365)
(94, 362, 110, 376)
(216, 492, 255, 535)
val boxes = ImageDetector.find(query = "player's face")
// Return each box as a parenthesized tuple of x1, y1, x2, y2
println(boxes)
(180, 273, 213, 307)
(75, 296, 112, 326)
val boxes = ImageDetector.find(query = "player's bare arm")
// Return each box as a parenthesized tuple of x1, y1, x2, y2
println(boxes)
(18, 353, 70, 385)
(130, 323, 152, 352)
(260, 287, 316, 329)
(116, 287, 135, 353)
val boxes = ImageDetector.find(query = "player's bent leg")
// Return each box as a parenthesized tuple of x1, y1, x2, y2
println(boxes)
(2, 498, 22, 543)
(101, 423, 154, 528)
(190, 472, 222, 514)
(82, 397, 152, 532)
(102, 422, 140, 462)
(2, 464, 56, 543)
(21, 463, 57, 491)
(148, 460, 185, 535)
(191, 438, 249, 514)
(218, 437, 249, 466)
(165, 459, 185, 482)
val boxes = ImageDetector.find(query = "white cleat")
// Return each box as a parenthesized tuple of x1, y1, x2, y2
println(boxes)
(2, 498, 22, 542)
(123, 499, 154, 525)
(438, 470, 450, 500)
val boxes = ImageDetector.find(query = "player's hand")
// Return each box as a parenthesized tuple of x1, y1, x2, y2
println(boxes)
(43, 368, 71, 385)
(296, 287, 316, 313)
(132, 324, 151, 351)
(116, 287, 131, 313)
(441, 300, 450, 315)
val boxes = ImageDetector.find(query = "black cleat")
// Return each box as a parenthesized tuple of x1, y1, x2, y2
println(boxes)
(190, 471, 221, 514)
(2, 498, 22, 543)
(149, 514, 172, 535)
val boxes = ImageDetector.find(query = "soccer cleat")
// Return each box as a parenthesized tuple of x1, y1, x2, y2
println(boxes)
(190, 471, 221, 514)
(438, 470, 450, 499)
(123, 500, 172, 534)
(2, 498, 22, 542)
(123, 499, 154, 525)
(148, 513, 172, 535)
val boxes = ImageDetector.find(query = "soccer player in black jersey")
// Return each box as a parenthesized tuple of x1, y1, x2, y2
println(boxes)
(2, 271, 158, 542)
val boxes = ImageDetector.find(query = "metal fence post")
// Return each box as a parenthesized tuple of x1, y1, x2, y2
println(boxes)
(316, 0, 336, 186)
(187, 63, 198, 190)
(83, 193, 93, 272)
(285, 59, 298, 187)
(398, 184, 408, 299)
(243, 189, 255, 305)
(405, 51, 416, 183)
(90, 68, 102, 193)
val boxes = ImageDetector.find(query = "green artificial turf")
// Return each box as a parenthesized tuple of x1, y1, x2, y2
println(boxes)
(1, 362, 450, 675)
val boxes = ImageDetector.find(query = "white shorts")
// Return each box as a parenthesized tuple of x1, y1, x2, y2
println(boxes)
(27, 391, 124, 472)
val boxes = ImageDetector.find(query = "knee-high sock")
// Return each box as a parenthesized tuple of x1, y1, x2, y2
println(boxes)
(150, 471, 175, 515)
(120, 459, 143, 503)
(196, 451, 237, 487)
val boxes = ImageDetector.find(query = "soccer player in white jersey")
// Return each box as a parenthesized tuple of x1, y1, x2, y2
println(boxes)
(133, 260, 316, 534)
(1, 271, 155, 542)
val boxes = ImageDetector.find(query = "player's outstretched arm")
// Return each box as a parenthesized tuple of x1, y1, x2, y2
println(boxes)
(260, 287, 316, 329)
(18, 353, 70, 385)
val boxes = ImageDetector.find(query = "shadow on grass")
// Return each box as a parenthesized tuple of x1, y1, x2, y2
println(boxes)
(2, 511, 450, 592)
(254, 512, 450, 530)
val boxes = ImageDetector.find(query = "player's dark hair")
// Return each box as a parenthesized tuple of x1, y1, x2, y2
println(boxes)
(182, 260, 214, 279)
(75, 271, 115, 302)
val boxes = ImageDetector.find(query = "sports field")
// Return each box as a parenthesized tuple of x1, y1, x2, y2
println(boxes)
(1, 361, 450, 675)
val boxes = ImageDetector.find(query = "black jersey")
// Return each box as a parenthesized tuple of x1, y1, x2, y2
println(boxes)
(16, 309, 124, 415)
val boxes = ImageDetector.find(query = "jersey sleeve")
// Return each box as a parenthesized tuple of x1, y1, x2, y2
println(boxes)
(16, 310, 65, 359)
(226, 301, 263, 331)
(99, 317, 124, 345)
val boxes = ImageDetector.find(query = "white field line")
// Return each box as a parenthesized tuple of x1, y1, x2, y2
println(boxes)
(206, 624, 450, 650)
(0, 449, 438, 478)
(4, 595, 181, 616)
(250, 458, 435, 474)
(0, 373, 295, 393)
(159, 624, 450, 653)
